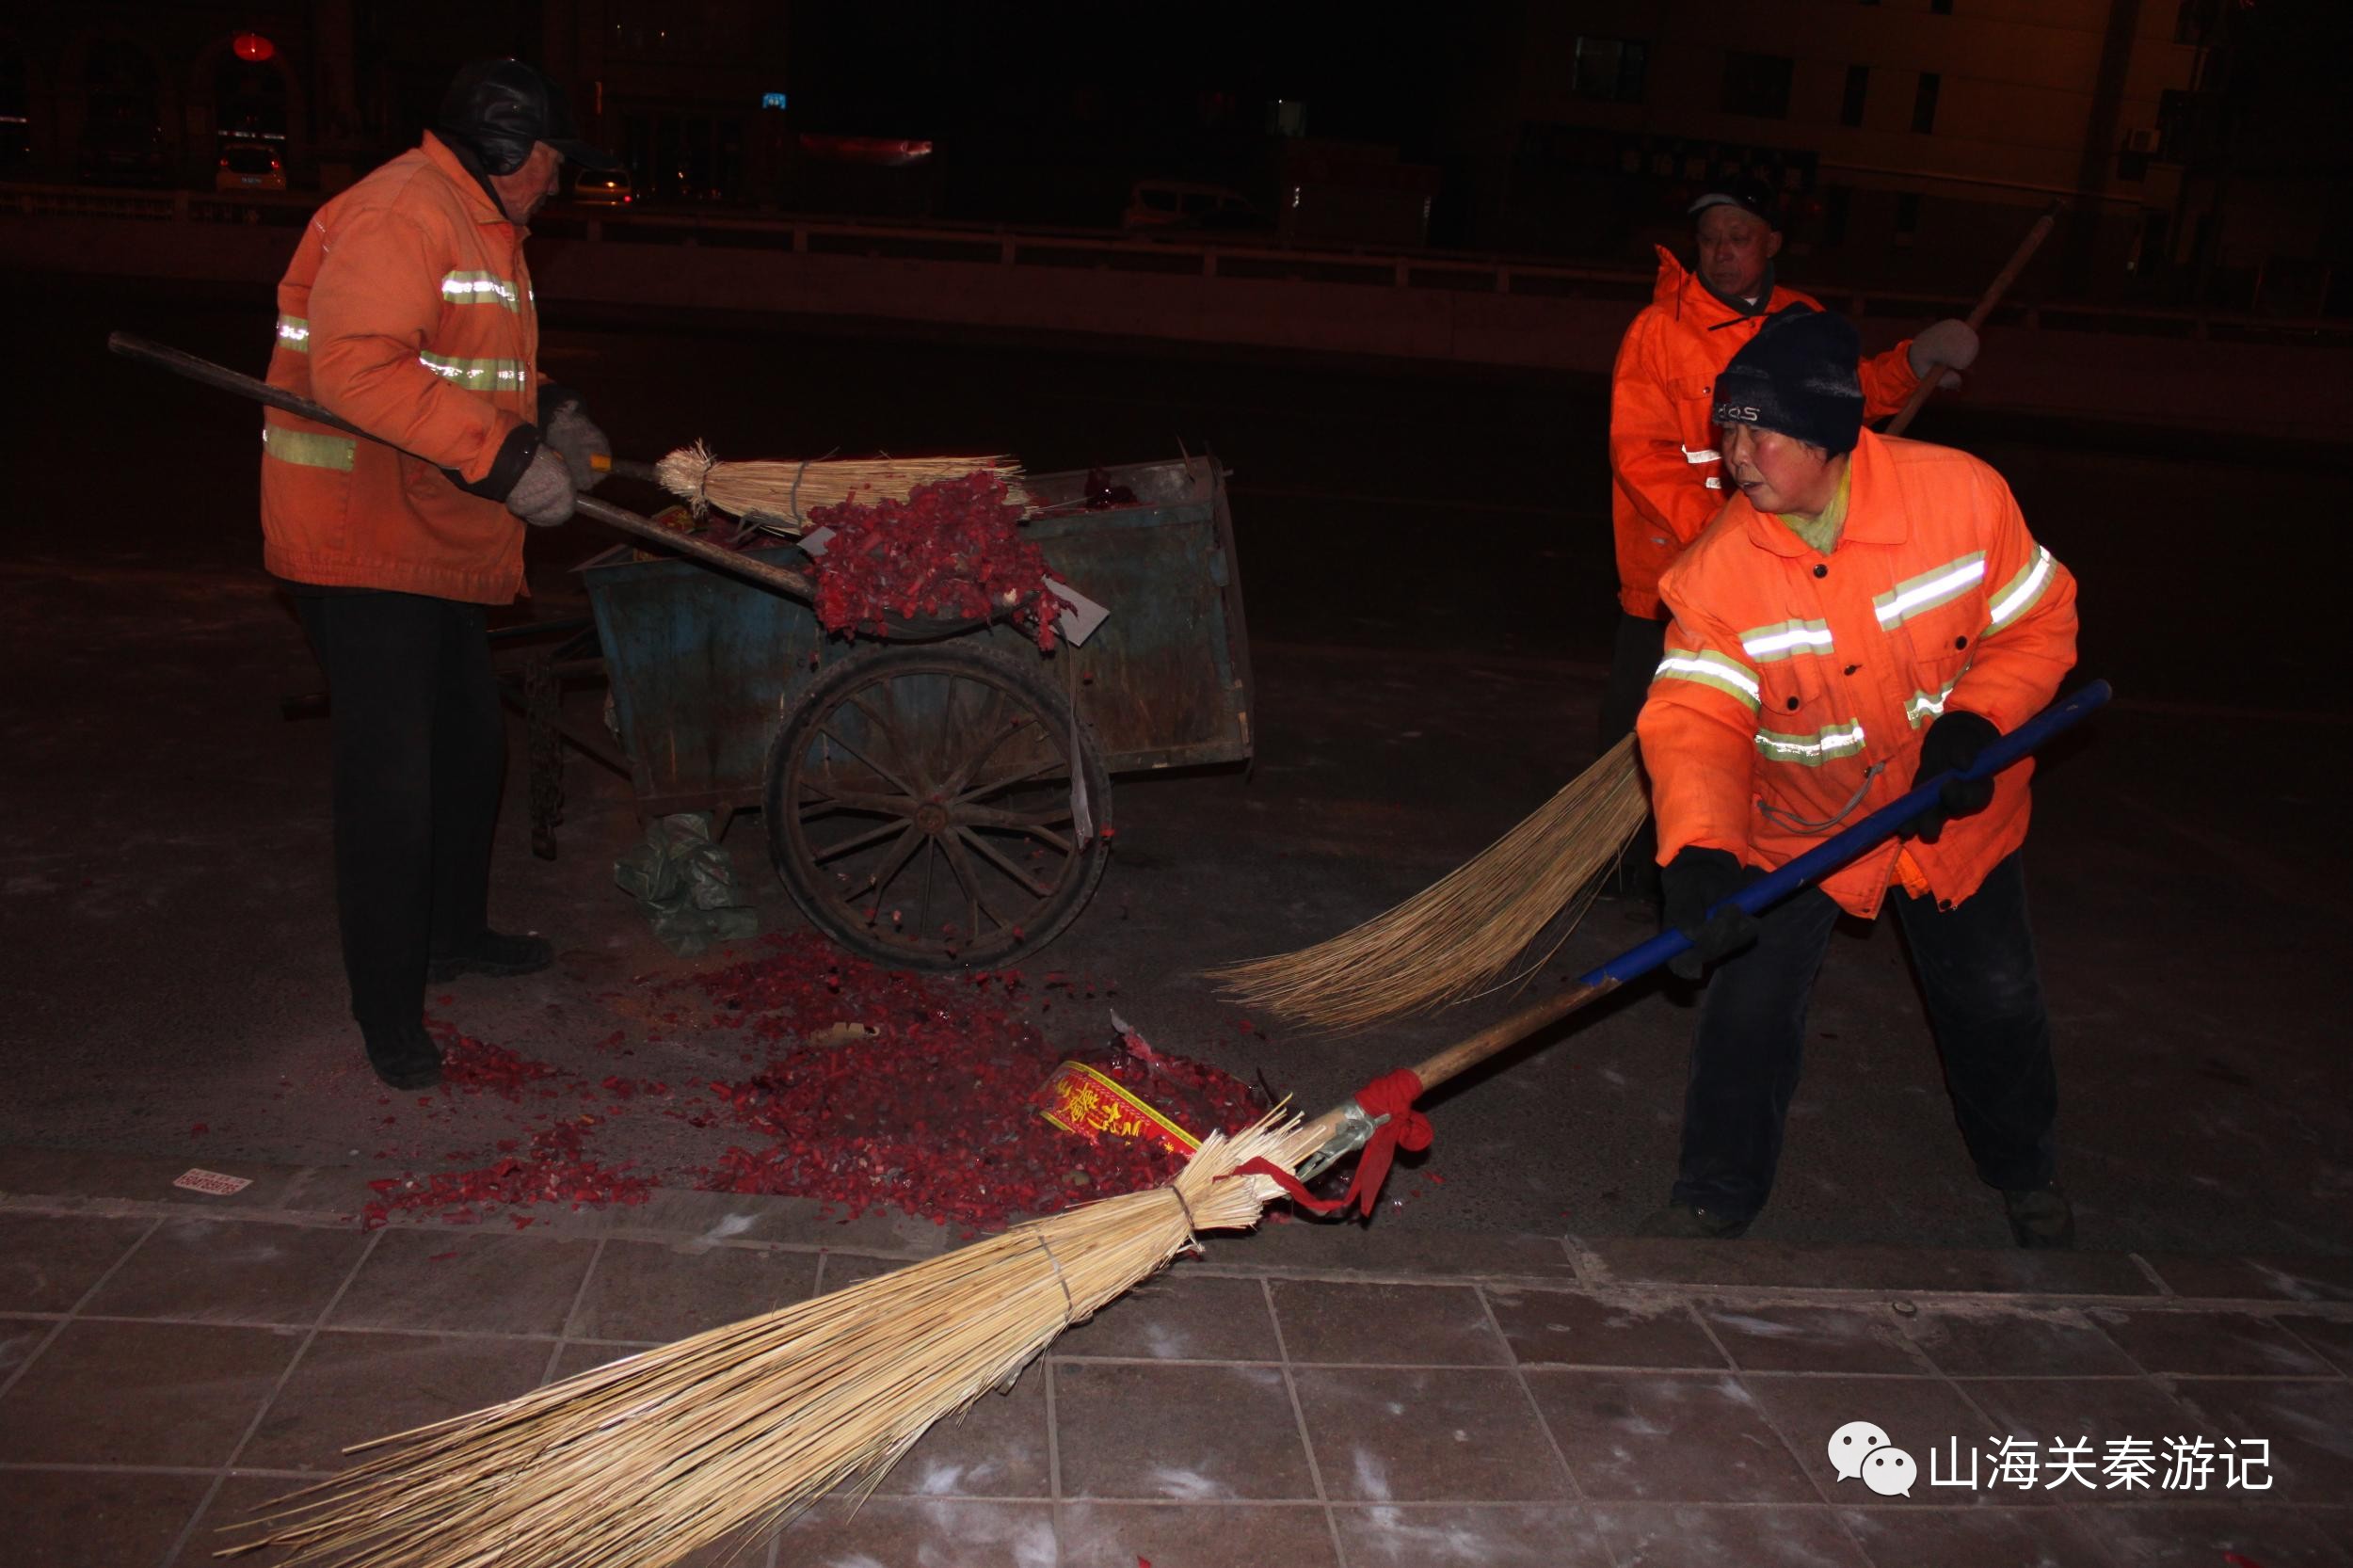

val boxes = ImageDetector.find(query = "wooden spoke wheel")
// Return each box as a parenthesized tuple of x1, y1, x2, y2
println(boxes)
(766, 646, 1112, 969)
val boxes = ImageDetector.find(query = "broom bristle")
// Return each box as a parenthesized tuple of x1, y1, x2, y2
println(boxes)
(218, 1112, 1326, 1568)
(652, 440, 1028, 533)
(1207, 737, 1650, 1031)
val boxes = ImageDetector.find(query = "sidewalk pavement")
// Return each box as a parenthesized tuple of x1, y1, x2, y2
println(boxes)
(4, 1145, 2349, 1568)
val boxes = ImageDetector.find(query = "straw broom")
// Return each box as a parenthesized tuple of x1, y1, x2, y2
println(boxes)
(1207, 736, 1651, 1031)
(603, 441, 1029, 533)
(220, 1114, 1330, 1568)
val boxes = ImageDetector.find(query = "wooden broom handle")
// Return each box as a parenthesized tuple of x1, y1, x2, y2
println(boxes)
(106, 333, 816, 601)
(1881, 198, 2062, 439)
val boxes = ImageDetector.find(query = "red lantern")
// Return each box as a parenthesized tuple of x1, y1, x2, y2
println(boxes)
(232, 32, 276, 63)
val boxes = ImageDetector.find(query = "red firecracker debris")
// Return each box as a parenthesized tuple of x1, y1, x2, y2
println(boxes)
(806, 472, 1058, 648)
(679, 934, 1264, 1229)
(359, 1119, 651, 1230)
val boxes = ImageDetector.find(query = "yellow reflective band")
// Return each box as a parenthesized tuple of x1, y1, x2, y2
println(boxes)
(274, 313, 311, 350)
(439, 270, 520, 309)
(1874, 552, 1987, 628)
(1986, 546, 2057, 634)
(263, 424, 356, 472)
(1754, 721, 1869, 766)
(1654, 648, 1762, 712)
(419, 352, 528, 392)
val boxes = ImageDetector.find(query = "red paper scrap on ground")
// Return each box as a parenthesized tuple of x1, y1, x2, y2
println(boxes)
(683, 934, 1264, 1229)
(806, 472, 1057, 648)
(172, 1169, 252, 1197)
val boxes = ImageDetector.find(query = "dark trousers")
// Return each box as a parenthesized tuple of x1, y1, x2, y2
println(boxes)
(295, 591, 504, 1031)
(1599, 610, 1668, 891)
(1672, 850, 2058, 1221)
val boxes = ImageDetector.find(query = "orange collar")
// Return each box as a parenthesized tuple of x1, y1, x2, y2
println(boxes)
(1736, 428, 1911, 557)
(420, 131, 515, 229)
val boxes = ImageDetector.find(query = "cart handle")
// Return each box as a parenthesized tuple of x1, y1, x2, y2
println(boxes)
(105, 333, 818, 603)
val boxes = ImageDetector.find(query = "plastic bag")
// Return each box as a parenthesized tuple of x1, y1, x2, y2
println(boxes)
(613, 812, 759, 957)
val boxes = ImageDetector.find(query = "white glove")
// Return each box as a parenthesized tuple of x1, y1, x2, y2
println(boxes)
(504, 445, 577, 528)
(1908, 318, 1980, 390)
(542, 402, 611, 492)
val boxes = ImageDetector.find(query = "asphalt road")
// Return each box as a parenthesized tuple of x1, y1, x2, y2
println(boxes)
(4, 284, 2347, 1256)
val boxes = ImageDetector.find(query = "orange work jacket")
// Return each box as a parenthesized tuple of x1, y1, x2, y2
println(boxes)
(1636, 430, 2078, 919)
(261, 132, 544, 604)
(1609, 248, 1923, 619)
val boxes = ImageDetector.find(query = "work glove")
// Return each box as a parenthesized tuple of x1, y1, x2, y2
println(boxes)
(1660, 846, 1761, 982)
(504, 444, 578, 528)
(1908, 318, 1980, 389)
(541, 396, 611, 493)
(1901, 709, 2001, 844)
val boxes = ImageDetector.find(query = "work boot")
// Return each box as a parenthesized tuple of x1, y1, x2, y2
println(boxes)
(428, 930, 553, 982)
(1638, 1200, 1753, 1240)
(361, 1019, 443, 1091)
(2004, 1184, 2076, 1249)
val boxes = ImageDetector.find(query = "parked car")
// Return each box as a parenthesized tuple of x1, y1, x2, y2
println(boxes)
(572, 166, 632, 206)
(1120, 180, 1259, 234)
(216, 140, 284, 192)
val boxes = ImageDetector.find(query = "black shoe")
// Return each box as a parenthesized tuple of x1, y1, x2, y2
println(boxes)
(1638, 1200, 1753, 1240)
(2004, 1184, 2075, 1249)
(362, 1019, 443, 1090)
(427, 931, 553, 982)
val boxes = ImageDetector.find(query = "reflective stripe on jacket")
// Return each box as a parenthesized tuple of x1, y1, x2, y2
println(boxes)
(1608, 248, 1923, 620)
(261, 132, 542, 604)
(1635, 430, 2078, 919)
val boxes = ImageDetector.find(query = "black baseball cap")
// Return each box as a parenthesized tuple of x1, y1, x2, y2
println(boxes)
(1688, 175, 1781, 231)
(438, 58, 623, 176)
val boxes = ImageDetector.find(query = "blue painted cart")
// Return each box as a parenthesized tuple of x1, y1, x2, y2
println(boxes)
(525, 454, 1253, 970)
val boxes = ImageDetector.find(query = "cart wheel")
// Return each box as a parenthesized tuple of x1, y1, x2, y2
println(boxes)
(766, 645, 1112, 970)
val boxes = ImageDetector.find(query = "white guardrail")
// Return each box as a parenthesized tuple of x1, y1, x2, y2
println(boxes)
(7, 180, 2347, 351)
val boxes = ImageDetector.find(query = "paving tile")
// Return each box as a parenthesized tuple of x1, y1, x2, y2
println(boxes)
(1293, 1366, 1570, 1501)
(1698, 1302, 1929, 1374)
(1054, 1272, 1280, 1361)
(1740, 1371, 1997, 1506)
(1055, 1360, 1316, 1501)
(81, 1217, 369, 1325)
(2278, 1314, 2353, 1376)
(326, 1228, 596, 1336)
(1961, 1376, 2213, 1501)
(565, 1238, 819, 1341)
(1904, 1306, 2141, 1377)
(2070, 1504, 2353, 1568)
(1590, 1502, 1870, 1567)
(239, 1329, 551, 1472)
(0, 1319, 300, 1464)
(1584, 1239, 2155, 1296)
(545, 1337, 659, 1383)
(0, 1211, 152, 1311)
(0, 1145, 302, 1209)
(1, 1315, 51, 1381)
(1269, 1279, 1508, 1365)
(1333, 1502, 1608, 1566)
(1211, 1222, 1577, 1280)
(2141, 1254, 2353, 1305)
(1524, 1368, 1815, 1503)
(871, 1361, 1048, 1498)
(773, 1496, 1054, 1565)
(0, 1467, 214, 1568)
(2167, 1377, 2353, 1501)
(1063, 1500, 1338, 1568)
(1836, 1504, 2118, 1568)
(1485, 1285, 1724, 1368)
(810, 1248, 926, 1294)
(2089, 1306, 2338, 1377)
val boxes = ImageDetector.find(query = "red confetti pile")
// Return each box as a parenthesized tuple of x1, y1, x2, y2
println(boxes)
(430, 1023, 561, 1101)
(806, 472, 1058, 648)
(680, 934, 1264, 1229)
(360, 1119, 651, 1230)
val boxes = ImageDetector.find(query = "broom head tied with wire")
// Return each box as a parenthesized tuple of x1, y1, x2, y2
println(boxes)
(653, 440, 1028, 534)
(219, 1112, 1328, 1568)
(1208, 737, 1650, 1031)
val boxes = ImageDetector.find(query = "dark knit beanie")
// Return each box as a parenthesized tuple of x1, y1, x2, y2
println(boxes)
(1712, 305, 1865, 455)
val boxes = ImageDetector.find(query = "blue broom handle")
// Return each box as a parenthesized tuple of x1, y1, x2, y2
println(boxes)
(1581, 680, 2111, 988)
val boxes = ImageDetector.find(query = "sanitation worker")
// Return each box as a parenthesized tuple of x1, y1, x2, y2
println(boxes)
(261, 59, 620, 1089)
(1601, 178, 1979, 899)
(1635, 305, 2079, 1247)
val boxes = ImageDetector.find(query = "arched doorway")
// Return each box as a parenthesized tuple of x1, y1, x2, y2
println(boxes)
(77, 40, 166, 186)
(0, 42, 30, 172)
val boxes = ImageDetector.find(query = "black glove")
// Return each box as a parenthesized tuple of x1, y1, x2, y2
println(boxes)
(1661, 847, 1761, 982)
(539, 390, 611, 493)
(1902, 710, 2001, 844)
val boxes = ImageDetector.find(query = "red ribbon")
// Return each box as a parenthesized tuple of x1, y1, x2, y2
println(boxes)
(1235, 1068, 1431, 1221)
